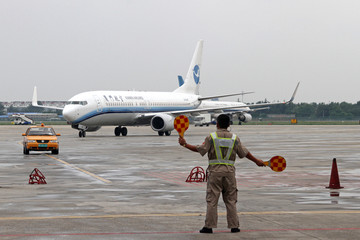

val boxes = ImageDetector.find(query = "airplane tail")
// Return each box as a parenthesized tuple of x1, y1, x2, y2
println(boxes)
(173, 40, 203, 95)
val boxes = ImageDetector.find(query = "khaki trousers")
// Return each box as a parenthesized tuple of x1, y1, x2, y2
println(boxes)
(205, 171, 239, 228)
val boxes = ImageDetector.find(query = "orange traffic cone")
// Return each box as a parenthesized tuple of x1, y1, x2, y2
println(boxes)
(326, 158, 343, 189)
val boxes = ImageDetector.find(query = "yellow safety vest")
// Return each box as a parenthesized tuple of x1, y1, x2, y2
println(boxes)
(209, 132, 237, 166)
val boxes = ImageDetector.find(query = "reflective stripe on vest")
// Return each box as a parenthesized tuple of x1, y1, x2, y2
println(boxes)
(209, 132, 237, 166)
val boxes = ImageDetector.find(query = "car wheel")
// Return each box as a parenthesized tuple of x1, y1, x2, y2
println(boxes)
(52, 149, 59, 154)
(23, 146, 29, 155)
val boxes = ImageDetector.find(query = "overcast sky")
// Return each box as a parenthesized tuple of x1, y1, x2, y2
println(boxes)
(1, 0, 359, 103)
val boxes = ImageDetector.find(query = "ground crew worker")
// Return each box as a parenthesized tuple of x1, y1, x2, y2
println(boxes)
(178, 114, 265, 233)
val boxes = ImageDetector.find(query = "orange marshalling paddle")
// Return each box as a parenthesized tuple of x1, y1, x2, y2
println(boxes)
(174, 115, 189, 137)
(264, 156, 287, 172)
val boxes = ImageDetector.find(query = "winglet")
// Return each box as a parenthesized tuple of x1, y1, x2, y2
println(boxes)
(31, 86, 64, 110)
(32, 86, 39, 106)
(288, 82, 300, 103)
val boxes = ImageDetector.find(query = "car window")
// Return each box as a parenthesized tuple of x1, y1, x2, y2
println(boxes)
(28, 128, 55, 136)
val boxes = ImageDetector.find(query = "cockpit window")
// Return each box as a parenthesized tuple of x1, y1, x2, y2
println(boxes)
(67, 101, 88, 105)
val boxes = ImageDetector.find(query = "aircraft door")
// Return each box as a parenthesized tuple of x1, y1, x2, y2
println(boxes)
(145, 100, 151, 110)
(93, 95, 103, 112)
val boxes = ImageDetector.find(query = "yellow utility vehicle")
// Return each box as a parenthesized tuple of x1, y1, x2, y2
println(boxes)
(22, 123, 60, 155)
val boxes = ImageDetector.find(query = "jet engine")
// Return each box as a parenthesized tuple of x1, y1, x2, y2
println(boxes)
(150, 114, 175, 132)
(238, 113, 252, 123)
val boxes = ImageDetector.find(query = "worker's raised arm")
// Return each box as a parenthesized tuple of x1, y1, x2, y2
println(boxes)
(178, 137, 199, 152)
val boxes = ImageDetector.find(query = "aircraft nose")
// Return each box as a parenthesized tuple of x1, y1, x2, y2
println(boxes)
(62, 106, 76, 123)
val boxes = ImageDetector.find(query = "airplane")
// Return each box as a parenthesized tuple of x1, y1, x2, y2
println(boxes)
(32, 40, 300, 137)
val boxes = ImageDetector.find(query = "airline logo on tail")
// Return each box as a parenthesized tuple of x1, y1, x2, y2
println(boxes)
(193, 65, 200, 84)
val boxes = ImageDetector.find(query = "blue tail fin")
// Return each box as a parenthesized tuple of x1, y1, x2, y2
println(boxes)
(178, 75, 184, 86)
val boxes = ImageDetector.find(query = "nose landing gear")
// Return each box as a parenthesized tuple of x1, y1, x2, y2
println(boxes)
(79, 130, 86, 138)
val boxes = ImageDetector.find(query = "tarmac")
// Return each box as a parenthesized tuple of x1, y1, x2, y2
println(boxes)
(0, 124, 360, 239)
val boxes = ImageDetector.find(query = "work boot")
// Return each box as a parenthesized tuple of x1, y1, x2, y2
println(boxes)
(199, 227, 213, 233)
(231, 228, 240, 233)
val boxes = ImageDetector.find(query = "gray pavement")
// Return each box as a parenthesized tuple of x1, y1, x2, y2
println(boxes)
(0, 124, 360, 239)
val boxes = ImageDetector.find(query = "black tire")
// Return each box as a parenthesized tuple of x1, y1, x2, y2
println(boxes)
(23, 146, 29, 155)
(121, 127, 127, 136)
(158, 131, 164, 136)
(115, 127, 121, 136)
(79, 131, 86, 138)
(52, 149, 59, 154)
(165, 131, 171, 136)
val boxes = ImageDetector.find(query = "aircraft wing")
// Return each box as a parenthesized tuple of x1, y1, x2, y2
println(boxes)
(221, 107, 270, 115)
(168, 100, 282, 115)
(140, 82, 299, 117)
(32, 86, 64, 110)
(198, 91, 254, 101)
(172, 82, 299, 115)
(138, 100, 281, 119)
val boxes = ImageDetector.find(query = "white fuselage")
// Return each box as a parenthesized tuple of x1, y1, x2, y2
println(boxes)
(62, 90, 201, 126)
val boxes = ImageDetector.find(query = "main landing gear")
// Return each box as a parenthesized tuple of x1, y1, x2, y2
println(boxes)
(158, 131, 171, 136)
(115, 126, 128, 136)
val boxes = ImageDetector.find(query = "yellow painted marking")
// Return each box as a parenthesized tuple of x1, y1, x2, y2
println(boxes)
(45, 154, 111, 184)
(1, 210, 359, 221)
(18, 140, 111, 183)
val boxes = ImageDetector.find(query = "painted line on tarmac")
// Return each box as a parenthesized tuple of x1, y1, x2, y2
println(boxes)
(16, 140, 111, 183)
(2, 227, 360, 238)
(45, 154, 112, 184)
(1, 210, 360, 221)
(241, 210, 360, 215)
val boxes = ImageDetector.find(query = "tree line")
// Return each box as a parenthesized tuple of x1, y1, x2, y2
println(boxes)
(0, 104, 60, 115)
(252, 101, 360, 120)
